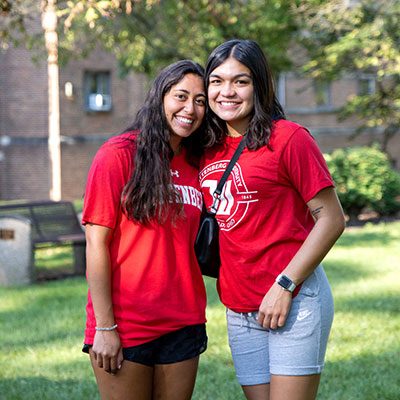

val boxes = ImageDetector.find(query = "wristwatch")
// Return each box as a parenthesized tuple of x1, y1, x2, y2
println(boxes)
(276, 274, 296, 293)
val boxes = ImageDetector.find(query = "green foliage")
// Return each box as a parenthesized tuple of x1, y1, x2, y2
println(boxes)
(0, 0, 41, 49)
(297, 0, 400, 152)
(325, 145, 400, 218)
(56, 0, 297, 78)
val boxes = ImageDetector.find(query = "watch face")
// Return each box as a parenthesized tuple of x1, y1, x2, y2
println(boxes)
(279, 275, 291, 288)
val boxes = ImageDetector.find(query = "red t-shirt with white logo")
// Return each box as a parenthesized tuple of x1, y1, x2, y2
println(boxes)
(82, 132, 206, 347)
(200, 120, 334, 312)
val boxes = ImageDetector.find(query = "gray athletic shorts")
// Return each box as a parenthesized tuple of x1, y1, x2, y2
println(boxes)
(226, 265, 334, 386)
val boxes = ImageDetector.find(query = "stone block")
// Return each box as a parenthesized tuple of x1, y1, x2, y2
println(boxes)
(0, 216, 33, 285)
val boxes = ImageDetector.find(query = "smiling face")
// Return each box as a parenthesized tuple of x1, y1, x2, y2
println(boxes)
(163, 73, 206, 153)
(207, 57, 254, 137)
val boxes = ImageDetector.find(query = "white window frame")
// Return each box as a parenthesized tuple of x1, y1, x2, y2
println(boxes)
(84, 71, 112, 112)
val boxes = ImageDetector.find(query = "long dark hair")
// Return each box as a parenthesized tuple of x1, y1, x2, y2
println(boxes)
(121, 60, 205, 224)
(204, 39, 285, 150)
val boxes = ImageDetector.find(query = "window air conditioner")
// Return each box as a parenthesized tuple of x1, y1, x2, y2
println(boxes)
(88, 93, 112, 111)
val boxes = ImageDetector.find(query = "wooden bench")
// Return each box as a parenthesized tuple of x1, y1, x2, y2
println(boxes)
(0, 201, 86, 281)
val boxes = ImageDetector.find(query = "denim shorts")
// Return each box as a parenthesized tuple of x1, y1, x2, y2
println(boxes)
(83, 323, 207, 367)
(226, 265, 334, 386)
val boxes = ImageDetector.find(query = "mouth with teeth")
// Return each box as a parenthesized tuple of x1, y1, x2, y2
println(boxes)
(175, 116, 194, 125)
(218, 101, 240, 108)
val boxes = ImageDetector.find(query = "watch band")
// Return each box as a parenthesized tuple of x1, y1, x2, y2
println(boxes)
(276, 274, 296, 292)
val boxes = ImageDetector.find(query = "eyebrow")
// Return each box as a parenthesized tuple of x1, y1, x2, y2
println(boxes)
(209, 73, 252, 80)
(172, 88, 206, 97)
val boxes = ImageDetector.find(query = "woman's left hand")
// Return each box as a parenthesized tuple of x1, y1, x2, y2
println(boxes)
(257, 283, 292, 330)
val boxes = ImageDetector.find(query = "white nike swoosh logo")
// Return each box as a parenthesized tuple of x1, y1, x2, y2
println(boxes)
(297, 310, 312, 321)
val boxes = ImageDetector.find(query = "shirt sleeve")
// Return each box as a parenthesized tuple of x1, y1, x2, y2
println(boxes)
(82, 142, 131, 229)
(282, 128, 334, 203)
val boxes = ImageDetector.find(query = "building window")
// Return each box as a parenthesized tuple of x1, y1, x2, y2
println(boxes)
(84, 71, 112, 112)
(358, 75, 376, 96)
(313, 80, 331, 107)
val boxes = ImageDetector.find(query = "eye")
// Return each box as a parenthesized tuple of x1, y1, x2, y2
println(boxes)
(236, 79, 250, 85)
(195, 98, 206, 106)
(209, 78, 221, 85)
(176, 94, 186, 100)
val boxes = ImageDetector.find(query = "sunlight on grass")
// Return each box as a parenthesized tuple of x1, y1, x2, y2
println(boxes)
(35, 246, 74, 270)
(1, 221, 399, 399)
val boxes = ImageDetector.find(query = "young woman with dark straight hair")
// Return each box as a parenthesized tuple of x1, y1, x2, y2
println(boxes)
(200, 40, 346, 400)
(82, 60, 208, 400)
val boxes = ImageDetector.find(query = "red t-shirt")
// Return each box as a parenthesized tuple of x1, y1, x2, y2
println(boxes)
(199, 120, 334, 312)
(82, 132, 207, 347)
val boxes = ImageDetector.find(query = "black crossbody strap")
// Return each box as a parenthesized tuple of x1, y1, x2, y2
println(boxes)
(209, 135, 247, 214)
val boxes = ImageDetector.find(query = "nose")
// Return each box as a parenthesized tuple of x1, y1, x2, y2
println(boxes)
(220, 82, 235, 97)
(184, 100, 195, 114)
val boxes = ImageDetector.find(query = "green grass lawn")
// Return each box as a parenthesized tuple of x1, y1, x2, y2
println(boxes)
(1, 221, 400, 399)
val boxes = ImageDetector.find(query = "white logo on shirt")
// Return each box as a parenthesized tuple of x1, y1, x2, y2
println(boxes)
(174, 184, 203, 211)
(199, 161, 258, 231)
(202, 180, 235, 215)
(170, 169, 179, 177)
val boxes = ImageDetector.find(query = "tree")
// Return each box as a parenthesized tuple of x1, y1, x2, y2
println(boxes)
(0, 0, 42, 49)
(296, 0, 400, 155)
(42, 0, 62, 201)
(55, 0, 298, 77)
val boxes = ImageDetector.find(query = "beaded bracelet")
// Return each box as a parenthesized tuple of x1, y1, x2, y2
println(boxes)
(95, 324, 118, 331)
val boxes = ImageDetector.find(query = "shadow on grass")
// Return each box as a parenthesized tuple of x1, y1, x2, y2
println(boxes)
(333, 292, 400, 313)
(335, 230, 397, 247)
(319, 348, 400, 400)
(323, 257, 376, 287)
(0, 377, 98, 400)
(0, 278, 87, 348)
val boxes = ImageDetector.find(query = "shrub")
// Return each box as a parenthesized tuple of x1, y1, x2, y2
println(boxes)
(324, 145, 400, 218)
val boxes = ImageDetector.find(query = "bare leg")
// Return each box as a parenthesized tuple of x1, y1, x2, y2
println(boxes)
(270, 374, 321, 400)
(242, 383, 270, 400)
(90, 348, 154, 400)
(152, 356, 200, 400)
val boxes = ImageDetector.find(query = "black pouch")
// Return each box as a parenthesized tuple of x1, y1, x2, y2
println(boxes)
(195, 212, 220, 278)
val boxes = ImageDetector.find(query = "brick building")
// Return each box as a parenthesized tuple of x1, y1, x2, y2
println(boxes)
(279, 73, 400, 169)
(1, 37, 399, 201)
(0, 43, 146, 201)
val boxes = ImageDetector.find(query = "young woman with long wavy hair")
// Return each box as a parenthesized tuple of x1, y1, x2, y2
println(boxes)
(200, 40, 346, 400)
(82, 60, 208, 400)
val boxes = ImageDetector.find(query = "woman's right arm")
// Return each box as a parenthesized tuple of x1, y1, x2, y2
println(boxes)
(85, 223, 123, 375)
